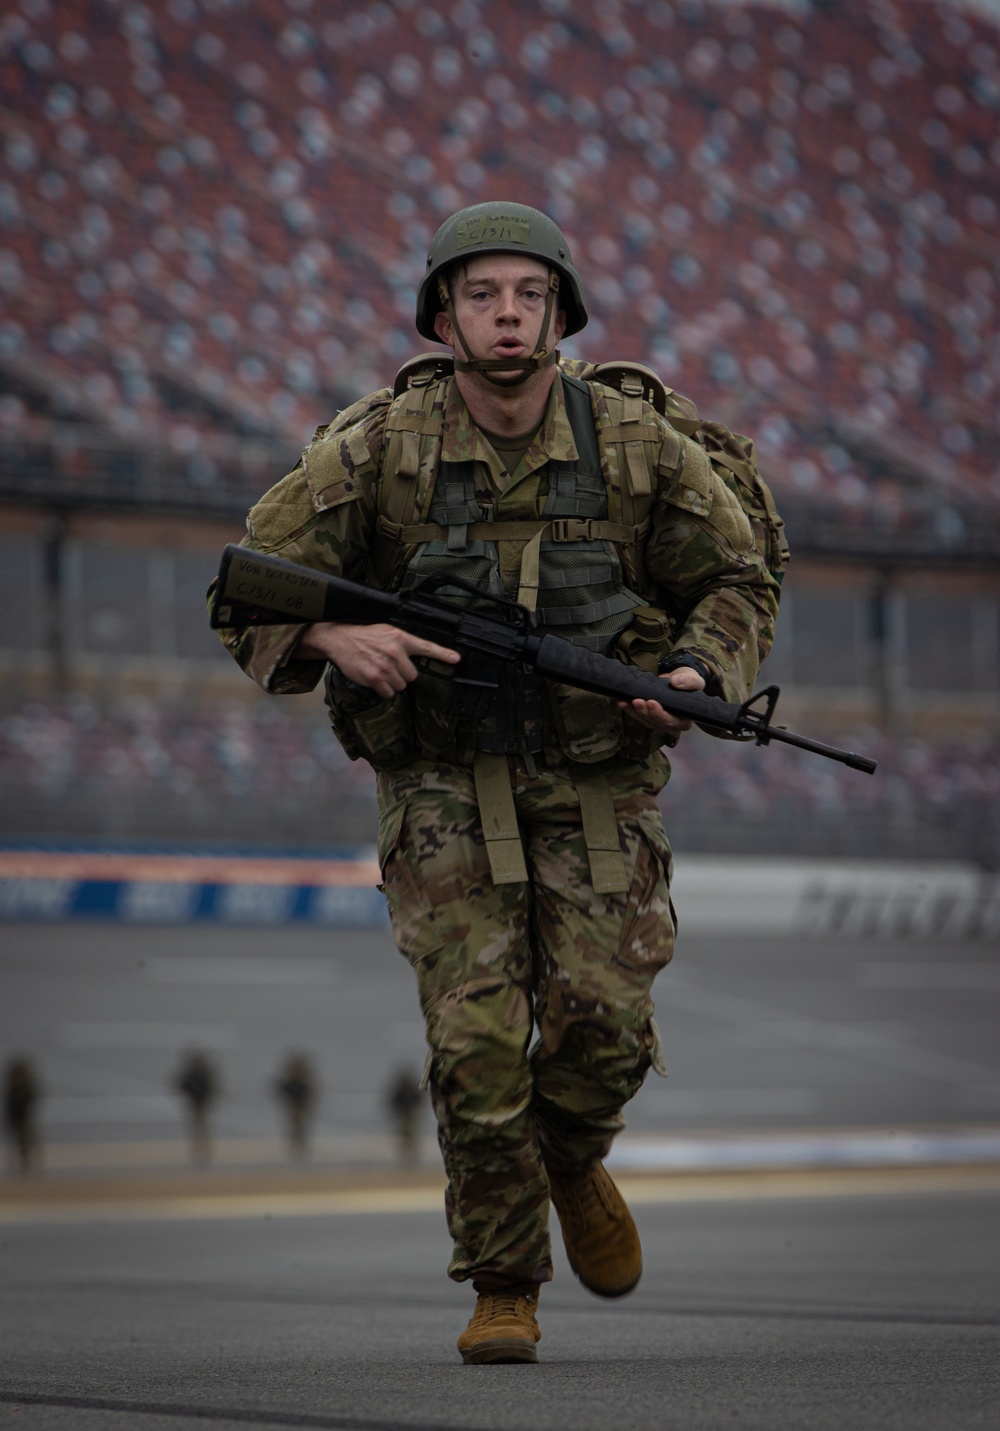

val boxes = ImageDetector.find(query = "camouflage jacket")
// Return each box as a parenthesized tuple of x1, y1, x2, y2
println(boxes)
(217, 372, 781, 758)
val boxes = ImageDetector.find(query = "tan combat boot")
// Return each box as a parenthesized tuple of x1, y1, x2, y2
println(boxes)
(456, 1284, 541, 1364)
(547, 1160, 642, 1297)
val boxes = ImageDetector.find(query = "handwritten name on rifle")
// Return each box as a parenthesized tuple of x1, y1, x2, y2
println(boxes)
(227, 552, 326, 620)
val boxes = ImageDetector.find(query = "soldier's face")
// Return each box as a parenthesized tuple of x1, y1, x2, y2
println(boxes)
(433, 255, 567, 370)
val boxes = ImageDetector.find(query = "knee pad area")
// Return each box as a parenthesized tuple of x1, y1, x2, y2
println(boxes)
(426, 977, 535, 1130)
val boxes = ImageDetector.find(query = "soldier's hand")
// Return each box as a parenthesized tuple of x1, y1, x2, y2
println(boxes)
(296, 622, 461, 698)
(620, 665, 706, 738)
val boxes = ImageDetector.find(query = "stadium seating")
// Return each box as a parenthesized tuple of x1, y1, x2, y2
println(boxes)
(1, 690, 995, 861)
(0, 0, 998, 519)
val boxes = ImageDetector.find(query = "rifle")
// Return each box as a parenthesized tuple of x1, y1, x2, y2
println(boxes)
(210, 544, 877, 775)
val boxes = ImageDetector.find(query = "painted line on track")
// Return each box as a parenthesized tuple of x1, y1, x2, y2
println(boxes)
(2, 1166, 999, 1224)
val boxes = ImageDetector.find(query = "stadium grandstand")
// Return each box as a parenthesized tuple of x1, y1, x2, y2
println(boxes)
(1, 0, 998, 861)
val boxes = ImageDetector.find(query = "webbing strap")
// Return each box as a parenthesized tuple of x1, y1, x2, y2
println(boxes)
(379, 384, 443, 558)
(397, 429, 422, 481)
(386, 388, 434, 481)
(605, 378, 654, 502)
(378, 516, 650, 545)
(537, 564, 620, 588)
(473, 752, 528, 885)
(573, 768, 629, 895)
(624, 442, 652, 500)
(702, 446, 748, 480)
(559, 374, 603, 478)
(533, 591, 637, 626)
(384, 412, 446, 437)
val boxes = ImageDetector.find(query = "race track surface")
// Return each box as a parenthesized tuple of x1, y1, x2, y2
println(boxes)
(1, 1187, 998, 1431)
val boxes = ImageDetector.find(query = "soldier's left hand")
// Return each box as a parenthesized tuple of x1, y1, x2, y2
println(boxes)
(619, 665, 706, 738)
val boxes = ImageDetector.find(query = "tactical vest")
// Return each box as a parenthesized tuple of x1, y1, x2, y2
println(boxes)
(328, 365, 681, 779)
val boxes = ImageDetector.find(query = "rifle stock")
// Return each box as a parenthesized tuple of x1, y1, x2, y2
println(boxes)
(211, 545, 877, 775)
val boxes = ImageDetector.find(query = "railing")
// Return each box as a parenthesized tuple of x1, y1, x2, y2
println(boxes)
(0, 426, 291, 517)
(779, 496, 1000, 567)
(4, 431, 1000, 565)
(1, 781, 996, 869)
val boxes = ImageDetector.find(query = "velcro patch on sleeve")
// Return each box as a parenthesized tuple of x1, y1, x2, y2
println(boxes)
(304, 425, 370, 511)
(667, 437, 715, 517)
(247, 466, 321, 551)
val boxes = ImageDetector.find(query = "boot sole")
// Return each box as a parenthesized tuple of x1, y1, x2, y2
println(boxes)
(568, 1251, 642, 1299)
(459, 1338, 539, 1365)
(576, 1266, 642, 1298)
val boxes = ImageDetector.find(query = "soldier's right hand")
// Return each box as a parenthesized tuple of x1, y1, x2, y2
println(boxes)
(295, 622, 461, 698)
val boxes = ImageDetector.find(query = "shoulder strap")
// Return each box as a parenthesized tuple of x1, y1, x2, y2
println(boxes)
(560, 372, 602, 477)
(374, 371, 450, 586)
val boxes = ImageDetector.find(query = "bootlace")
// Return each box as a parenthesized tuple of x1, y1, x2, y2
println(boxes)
(472, 1289, 534, 1325)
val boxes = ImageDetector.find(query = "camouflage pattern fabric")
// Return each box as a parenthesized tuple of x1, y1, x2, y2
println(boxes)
(215, 373, 781, 716)
(377, 752, 673, 1287)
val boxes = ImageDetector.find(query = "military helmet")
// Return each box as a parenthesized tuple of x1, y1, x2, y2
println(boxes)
(416, 201, 588, 341)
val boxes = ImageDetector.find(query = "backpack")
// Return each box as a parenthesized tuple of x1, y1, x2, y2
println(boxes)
(558, 357, 790, 584)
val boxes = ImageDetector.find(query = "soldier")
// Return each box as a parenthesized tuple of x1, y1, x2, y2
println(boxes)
(4, 1056, 42, 1173)
(274, 1053, 318, 1158)
(173, 1050, 218, 1165)
(215, 202, 781, 1363)
(385, 1066, 424, 1165)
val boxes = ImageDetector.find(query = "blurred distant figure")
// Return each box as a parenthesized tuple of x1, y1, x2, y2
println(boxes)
(173, 1051, 219, 1164)
(385, 1067, 424, 1166)
(274, 1054, 318, 1159)
(4, 1057, 42, 1174)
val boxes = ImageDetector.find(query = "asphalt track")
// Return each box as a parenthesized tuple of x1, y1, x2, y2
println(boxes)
(1, 1181, 999, 1431)
(2, 924, 999, 1427)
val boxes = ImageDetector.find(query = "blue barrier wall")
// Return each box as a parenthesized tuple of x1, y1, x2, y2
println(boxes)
(0, 842, 389, 928)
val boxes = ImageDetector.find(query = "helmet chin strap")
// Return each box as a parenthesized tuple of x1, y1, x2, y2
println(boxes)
(438, 272, 561, 388)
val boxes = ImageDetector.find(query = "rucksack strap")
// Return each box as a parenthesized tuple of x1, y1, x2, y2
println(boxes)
(558, 373, 602, 479)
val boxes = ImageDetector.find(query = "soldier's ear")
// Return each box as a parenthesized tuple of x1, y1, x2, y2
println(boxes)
(433, 309, 454, 347)
(554, 307, 567, 343)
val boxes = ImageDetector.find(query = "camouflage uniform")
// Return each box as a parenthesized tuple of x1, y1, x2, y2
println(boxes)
(377, 753, 672, 1285)
(218, 370, 780, 1288)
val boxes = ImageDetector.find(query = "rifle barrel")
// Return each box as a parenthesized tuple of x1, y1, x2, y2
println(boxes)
(760, 727, 878, 774)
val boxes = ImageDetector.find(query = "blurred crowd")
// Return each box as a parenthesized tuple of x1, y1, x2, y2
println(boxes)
(665, 722, 1000, 823)
(1, 692, 996, 836)
(0, 691, 371, 809)
(0, 0, 998, 521)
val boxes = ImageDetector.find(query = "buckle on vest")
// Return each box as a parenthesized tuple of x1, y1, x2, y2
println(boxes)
(550, 518, 594, 542)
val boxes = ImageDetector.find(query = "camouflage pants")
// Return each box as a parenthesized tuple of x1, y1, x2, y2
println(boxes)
(376, 754, 674, 1288)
